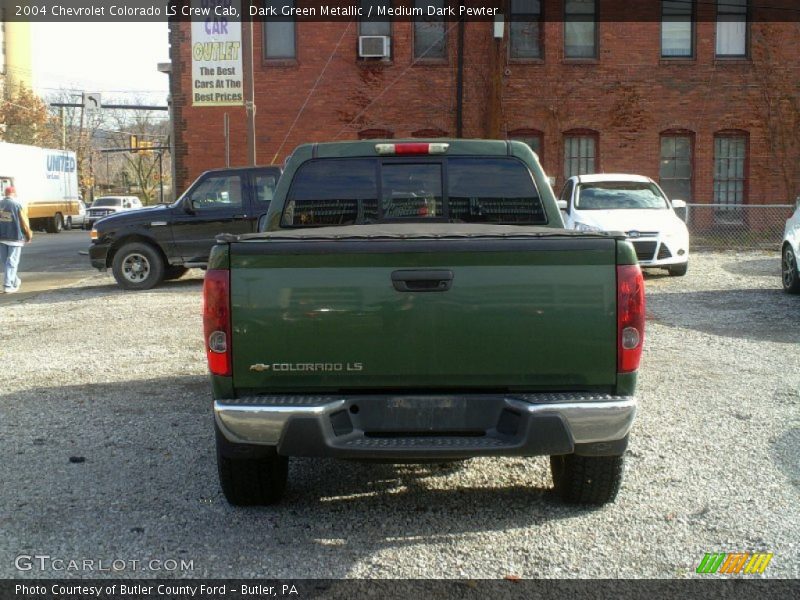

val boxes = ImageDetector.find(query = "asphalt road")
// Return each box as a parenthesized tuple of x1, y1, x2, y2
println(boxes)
(0, 230, 95, 303)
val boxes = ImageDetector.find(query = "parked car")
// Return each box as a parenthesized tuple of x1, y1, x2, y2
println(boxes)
(88, 166, 281, 290)
(84, 195, 143, 229)
(558, 174, 690, 276)
(207, 140, 644, 506)
(782, 198, 800, 294)
(64, 199, 87, 230)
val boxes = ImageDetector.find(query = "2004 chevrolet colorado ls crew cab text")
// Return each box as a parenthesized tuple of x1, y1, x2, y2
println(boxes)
(203, 140, 645, 506)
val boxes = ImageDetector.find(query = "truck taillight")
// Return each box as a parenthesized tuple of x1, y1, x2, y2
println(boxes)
(203, 269, 231, 377)
(375, 142, 449, 155)
(617, 264, 645, 373)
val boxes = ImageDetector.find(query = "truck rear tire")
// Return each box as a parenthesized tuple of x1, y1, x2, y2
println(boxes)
(550, 454, 624, 505)
(46, 213, 64, 233)
(216, 424, 288, 506)
(111, 242, 165, 290)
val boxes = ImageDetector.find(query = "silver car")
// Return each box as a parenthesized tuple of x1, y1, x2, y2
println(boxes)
(65, 200, 87, 230)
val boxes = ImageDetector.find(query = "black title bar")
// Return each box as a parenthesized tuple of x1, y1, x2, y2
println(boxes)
(2, 0, 800, 22)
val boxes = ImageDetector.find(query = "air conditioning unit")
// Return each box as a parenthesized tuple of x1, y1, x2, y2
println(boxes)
(359, 36, 391, 59)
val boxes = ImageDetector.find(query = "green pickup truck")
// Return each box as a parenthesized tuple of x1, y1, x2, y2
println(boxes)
(203, 140, 645, 506)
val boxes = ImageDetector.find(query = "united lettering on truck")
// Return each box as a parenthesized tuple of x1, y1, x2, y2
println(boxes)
(46, 154, 76, 173)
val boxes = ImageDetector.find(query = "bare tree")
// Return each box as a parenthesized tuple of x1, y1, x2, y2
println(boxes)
(107, 102, 170, 205)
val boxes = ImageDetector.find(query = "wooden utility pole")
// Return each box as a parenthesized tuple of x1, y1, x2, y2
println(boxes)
(242, 20, 257, 166)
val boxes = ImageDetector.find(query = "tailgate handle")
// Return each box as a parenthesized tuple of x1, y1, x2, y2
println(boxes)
(391, 270, 453, 292)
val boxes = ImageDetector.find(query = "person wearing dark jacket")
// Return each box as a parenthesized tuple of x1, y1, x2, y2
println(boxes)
(0, 186, 33, 293)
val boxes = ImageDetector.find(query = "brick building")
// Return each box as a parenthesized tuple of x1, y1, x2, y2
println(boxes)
(168, 0, 800, 217)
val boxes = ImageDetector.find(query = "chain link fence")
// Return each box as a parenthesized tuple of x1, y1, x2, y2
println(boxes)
(682, 203, 794, 250)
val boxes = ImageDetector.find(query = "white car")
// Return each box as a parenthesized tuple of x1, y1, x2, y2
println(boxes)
(65, 199, 87, 230)
(782, 199, 800, 294)
(558, 174, 690, 276)
(84, 196, 143, 229)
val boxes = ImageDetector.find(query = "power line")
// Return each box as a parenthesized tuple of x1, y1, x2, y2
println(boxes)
(271, 20, 355, 163)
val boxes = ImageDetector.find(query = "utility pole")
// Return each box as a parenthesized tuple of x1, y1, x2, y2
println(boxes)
(242, 20, 257, 166)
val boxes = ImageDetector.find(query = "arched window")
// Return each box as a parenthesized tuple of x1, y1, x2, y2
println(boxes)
(713, 129, 749, 223)
(411, 128, 448, 138)
(358, 128, 394, 140)
(659, 129, 695, 201)
(508, 128, 544, 161)
(563, 129, 599, 179)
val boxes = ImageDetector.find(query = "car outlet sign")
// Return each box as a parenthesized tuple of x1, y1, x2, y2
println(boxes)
(191, 0, 244, 107)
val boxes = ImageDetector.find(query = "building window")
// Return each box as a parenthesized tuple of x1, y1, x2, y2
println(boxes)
(414, 0, 446, 59)
(564, 0, 597, 59)
(662, 0, 694, 58)
(659, 133, 693, 201)
(510, 0, 542, 59)
(564, 132, 597, 179)
(359, 0, 391, 37)
(263, 0, 296, 59)
(508, 129, 543, 161)
(716, 0, 748, 57)
(714, 133, 747, 222)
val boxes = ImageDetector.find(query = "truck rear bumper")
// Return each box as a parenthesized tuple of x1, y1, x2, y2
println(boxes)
(214, 394, 636, 459)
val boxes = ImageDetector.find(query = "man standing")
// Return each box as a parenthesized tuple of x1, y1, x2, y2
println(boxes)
(0, 186, 33, 293)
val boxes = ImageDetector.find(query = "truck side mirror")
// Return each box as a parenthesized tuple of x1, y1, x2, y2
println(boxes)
(557, 200, 568, 211)
(184, 197, 196, 215)
(257, 213, 268, 232)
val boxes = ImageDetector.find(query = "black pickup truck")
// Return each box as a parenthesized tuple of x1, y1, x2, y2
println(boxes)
(88, 166, 280, 290)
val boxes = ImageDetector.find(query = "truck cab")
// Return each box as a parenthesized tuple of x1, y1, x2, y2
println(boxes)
(88, 166, 281, 289)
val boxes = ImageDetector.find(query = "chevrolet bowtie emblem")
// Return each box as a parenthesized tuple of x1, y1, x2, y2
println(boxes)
(249, 363, 271, 372)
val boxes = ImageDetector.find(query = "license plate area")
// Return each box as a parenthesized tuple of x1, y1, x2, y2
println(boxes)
(361, 396, 471, 434)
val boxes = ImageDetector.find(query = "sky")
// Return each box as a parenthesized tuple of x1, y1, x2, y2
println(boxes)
(32, 22, 170, 103)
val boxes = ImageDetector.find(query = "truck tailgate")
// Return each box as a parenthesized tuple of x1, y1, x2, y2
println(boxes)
(229, 236, 617, 392)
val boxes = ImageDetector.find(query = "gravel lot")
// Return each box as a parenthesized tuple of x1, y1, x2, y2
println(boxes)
(0, 251, 797, 579)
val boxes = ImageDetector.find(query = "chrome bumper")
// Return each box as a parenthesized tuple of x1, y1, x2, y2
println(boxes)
(214, 394, 637, 459)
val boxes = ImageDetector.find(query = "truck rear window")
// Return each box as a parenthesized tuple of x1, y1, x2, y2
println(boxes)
(282, 157, 546, 227)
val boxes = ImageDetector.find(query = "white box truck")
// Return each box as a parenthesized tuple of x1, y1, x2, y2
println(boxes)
(0, 141, 80, 233)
